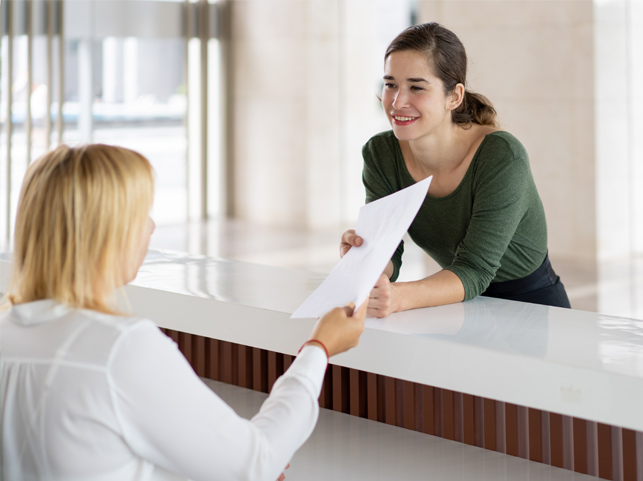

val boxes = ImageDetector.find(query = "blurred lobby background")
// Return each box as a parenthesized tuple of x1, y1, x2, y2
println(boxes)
(1, 0, 642, 319)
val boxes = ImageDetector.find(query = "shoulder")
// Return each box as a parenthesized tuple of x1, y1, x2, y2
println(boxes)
(477, 131, 528, 163)
(77, 310, 163, 362)
(362, 131, 398, 160)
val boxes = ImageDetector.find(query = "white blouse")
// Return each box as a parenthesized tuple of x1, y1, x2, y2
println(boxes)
(1, 300, 327, 481)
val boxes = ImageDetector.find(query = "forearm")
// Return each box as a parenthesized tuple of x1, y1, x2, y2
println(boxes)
(393, 269, 465, 311)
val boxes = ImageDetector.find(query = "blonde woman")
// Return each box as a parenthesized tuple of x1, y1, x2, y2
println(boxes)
(1, 144, 366, 481)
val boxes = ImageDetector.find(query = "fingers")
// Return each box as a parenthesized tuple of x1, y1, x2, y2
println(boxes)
(277, 473, 285, 481)
(342, 302, 356, 317)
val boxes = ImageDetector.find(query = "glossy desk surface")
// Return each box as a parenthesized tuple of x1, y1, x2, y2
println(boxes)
(2, 250, 643, 432)
(206, 378, 599, 481)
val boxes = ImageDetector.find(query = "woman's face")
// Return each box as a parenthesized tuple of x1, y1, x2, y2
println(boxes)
(122, 216, 155, 285)
(381, 50, 455, 142)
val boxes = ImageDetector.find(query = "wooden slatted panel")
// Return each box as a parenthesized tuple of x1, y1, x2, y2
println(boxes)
(164, 330, 643, 481)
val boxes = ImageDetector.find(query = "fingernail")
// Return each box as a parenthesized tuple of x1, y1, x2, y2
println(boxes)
(347, 302, 355, 309)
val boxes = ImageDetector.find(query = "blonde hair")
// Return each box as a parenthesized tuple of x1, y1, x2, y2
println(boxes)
(6, 144, 154, 314)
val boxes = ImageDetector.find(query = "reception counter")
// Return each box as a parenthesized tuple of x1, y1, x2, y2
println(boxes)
(1, 250, 641, 479)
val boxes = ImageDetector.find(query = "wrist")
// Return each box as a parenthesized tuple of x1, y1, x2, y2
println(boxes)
(390, 281, 403, 313)
(299, 339, 330, 361)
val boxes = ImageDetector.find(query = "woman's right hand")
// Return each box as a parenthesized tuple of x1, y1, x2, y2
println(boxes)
(339, 229, 363, 258)
(308, 301, 367, 358)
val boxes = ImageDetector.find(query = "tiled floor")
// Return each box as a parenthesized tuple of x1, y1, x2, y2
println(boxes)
(150, 218, 643, 321)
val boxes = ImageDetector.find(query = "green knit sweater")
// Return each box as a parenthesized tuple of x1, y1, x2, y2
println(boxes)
(362, 130, 548, 301)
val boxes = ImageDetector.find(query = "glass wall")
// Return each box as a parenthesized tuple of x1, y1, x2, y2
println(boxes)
(0, 0, 220, 245)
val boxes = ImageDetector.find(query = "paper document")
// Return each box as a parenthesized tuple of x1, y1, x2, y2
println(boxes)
(291, 176, 432, 319)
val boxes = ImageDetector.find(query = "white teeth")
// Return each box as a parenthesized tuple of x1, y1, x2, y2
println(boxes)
(394, 116, 415, 121)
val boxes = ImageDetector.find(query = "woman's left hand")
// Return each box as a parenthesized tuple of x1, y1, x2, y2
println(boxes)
(367, 273, 399, 318)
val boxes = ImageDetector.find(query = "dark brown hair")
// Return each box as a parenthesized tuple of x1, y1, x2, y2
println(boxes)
(385, 23, 498, 128)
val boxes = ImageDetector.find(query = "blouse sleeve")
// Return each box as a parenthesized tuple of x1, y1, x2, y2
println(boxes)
(444, 135, 532, 300)
(107, 321, 327, 481)
(362, 138, 404, 282)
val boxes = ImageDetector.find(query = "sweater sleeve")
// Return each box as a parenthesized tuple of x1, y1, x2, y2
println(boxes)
(362, 137, 404, 282)
(108, 321, 327, 481)
(443, 136, 532, 300)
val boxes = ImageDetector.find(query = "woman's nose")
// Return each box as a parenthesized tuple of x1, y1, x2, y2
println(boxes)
(392, 90, 408, 109)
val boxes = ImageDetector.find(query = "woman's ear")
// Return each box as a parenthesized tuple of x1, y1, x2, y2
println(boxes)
(448, 83, 465, 111)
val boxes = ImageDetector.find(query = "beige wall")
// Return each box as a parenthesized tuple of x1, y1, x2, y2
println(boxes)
(225, 0, 640, 262)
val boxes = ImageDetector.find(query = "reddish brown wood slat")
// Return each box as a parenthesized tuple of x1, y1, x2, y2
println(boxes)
(349, 369, 360, 416)
(230, 344, 239, 386)
(622, 429, 637, 481)
(283, 354, 293, 371)
(443, 389, 455, 440)
(384, 376, 396, 425)
(482, 398, 495, 451)
(193, 335, 206, 377)
(403, 380, 415, 430)
(267, 351, 277, 392)
(516, 406, 529, 459)
(422, 385, 435, 436)
(358, 371, 368, 418)
(332, 365, 343, 413)
(366, 372, 378, 421)
(238, 345, 253, 389)
(462, 394, 475, 446)
(168, 329, 180, 344)
(208, 338, 220, 381)
(505, 403, 518, 457)
(597, 422, 613, 479)
(550, 413, 564, 468)
(220, 341, 232, 384)
(573, 418, 588, 474)
(433, 388, 443, 438)
(474, 396, 484, 448)
(528, 408, 542, 462)
(319, 368, 332, 408)
(252, 348, 268, 393)
(453, 392, 464, 443)
(414, 383, 424, 432)
(495, 401, 506, 454)
(179, 332, 192, 361)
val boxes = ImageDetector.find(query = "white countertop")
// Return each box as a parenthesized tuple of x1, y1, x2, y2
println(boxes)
(2, 249, 643, 432)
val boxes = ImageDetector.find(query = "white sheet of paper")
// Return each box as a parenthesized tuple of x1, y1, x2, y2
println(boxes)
(290, 176, 432, 319)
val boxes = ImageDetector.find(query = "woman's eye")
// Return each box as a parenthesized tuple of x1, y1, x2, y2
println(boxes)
(410, 85, 424, 91)
(384, 83, 396, 89)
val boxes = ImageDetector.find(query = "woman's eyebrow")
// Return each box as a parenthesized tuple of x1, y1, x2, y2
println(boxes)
(383, 75, 429, 83)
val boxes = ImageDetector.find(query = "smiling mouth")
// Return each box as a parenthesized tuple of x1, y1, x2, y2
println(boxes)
(392, 115, 418, 125)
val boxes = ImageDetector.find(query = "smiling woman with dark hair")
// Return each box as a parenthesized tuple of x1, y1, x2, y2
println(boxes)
(341, 23, 570, 317)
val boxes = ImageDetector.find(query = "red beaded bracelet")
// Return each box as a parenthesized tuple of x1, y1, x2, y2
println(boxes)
(298, 339, 330, 362)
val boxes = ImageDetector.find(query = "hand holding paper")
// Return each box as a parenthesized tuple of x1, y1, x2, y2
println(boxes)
(291, 176, 432, 319)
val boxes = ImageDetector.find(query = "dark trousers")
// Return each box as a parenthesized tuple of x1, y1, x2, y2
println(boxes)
(481, 254, 571, 308)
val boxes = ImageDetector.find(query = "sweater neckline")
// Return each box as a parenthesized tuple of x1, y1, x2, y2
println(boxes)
(394, 131, 504, 201)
